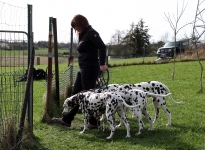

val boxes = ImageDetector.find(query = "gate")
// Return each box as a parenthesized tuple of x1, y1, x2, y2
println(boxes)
(0, 2, 33, 149)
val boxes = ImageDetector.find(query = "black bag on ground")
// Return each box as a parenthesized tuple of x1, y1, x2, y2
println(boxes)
(17, 68, 46, 82)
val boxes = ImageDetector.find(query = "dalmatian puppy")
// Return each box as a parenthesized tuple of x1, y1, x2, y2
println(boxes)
(62, 91, 141, 140)
(120, 81, 182, 126)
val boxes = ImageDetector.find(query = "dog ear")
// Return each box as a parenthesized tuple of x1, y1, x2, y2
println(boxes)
(67, 100, 74, 107)
(65, 97, 72, 107)
(66, 95, 77, 107)
(78, 93, 85, 99)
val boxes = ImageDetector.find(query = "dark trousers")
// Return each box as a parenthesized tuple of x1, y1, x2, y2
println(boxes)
(62, 66, 100, 125)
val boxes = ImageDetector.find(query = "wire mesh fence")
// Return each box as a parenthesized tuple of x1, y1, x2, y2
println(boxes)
(0, 1, 29, 149)
(0, 69, 26, 148)
(0, 33, 28, 149)
(52, 65, 79, 99)
(1, 1, 79, 149)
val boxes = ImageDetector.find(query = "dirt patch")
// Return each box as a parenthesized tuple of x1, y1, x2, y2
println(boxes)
(35, 56, 69, 65)
(0, 55, 75, 67)
(0, 56, 28, 66)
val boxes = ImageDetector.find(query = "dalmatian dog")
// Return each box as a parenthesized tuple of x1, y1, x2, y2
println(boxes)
(96, 86, 171, 135)
(98, 88, 153, 135)
(94, 84, 120, 121)
(95, 83, 120, 93)
(120, 81, 182, 126)
(62, 91, 141, 140)
(113, 88, 172, 135)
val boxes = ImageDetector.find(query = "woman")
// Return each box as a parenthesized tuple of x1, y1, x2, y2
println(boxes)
(53, 14, 107, 129)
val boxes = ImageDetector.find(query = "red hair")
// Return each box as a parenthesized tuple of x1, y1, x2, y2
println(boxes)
(71, 14, 89, 32)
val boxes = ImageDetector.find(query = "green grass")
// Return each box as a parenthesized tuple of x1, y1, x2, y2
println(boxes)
(34, 48, 70, 55)
(108, 57, 157, 66)
(0, 50, 26, 56)
(30, 60, 205, 150)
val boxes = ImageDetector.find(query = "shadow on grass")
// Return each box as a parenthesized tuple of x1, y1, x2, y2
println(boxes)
(22, 134, 49, 150)
(39, 112, 204, 149)
(73, 122, 198, 150)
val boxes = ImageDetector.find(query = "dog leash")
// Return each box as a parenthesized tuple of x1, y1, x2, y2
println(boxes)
(96, 69, 110, 93)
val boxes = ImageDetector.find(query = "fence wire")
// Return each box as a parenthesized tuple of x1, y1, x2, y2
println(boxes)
(0, 69, 26, 144)
(52, 65, 79, 99)
(0, 11, 28, 149)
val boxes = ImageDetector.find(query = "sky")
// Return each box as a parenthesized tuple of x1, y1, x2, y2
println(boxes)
(1, 0, 204, 44)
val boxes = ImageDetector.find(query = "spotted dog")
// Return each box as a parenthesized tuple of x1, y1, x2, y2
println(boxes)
(120, 81, 182, 126)
(62, 91, 141, 140)
(94, 84, 120, 121)
(95, 84, 120, 93)
(113, 88, 171, 135)
(97, 85, 171, 135)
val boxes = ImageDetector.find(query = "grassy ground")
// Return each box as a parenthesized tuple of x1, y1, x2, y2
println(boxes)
(28, 59, 205, 150)
(108, 56, 157, 65)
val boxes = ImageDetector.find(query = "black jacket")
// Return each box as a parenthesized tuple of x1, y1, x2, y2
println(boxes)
(77, 26, 106, 68)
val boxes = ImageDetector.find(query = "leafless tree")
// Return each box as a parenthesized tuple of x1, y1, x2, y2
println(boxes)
(161, 32, 169, 43)
(191, 0, 205, 93)
(110, 30, 125, 45)
(164, 0, 192, 80)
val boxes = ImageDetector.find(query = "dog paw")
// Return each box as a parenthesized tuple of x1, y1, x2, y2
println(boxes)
(135, 132, 141, 136)
(166, 123, 171, 126)
(126, 135, 131, 138)
(98, 126, 108, 132)
(101, 127, 109, 132)
(115, 125, 121, 129)
(106, 136, 112, 140)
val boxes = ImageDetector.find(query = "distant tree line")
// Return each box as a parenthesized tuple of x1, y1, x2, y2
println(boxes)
(1, 19, 167, 58)
(0, 40, 28, 50)
(35, 41, 77, 50)
(107, 19, 165, 58)
(0, 40, 77, 52)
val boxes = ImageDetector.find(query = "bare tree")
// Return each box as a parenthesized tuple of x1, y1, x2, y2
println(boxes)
(161, 32, 169, 43)
(164, 0, 192, 80)
(110, 30, 125, 45)
(109, 30, 127, 57)
(191, 0, 205, 93)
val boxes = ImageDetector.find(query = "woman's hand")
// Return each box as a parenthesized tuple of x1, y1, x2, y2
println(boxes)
(100, 65, 107, 72)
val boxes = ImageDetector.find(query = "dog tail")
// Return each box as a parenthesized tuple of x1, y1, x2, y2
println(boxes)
(147, 92, 182, 104)
(160, 83, 183, 104)
(121, 97, 141, 108)
(168, 94, 182, 104)
(146, 92, 172, 97)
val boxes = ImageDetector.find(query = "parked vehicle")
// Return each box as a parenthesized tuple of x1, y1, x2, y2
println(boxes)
(157, 39, 190, 58)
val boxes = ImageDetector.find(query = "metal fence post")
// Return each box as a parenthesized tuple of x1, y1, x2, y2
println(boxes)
(53, 18, 60, 106)
(46, 17, 53, 117)
(27, 4, 34, 133)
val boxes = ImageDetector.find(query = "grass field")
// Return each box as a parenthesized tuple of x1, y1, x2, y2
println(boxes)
(28, 59, 205, 150)
(34, 48, 70, 55)
(108, 56, 157, 66)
